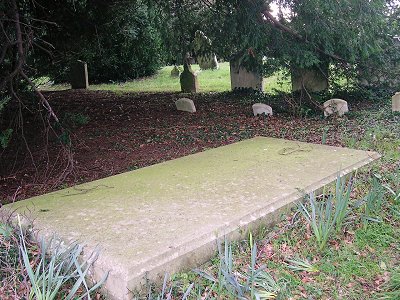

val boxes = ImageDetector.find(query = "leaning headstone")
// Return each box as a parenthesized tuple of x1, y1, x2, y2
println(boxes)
(175, 98, 196, 113)
(252, 103, 273, 116)
(323, 99, 349, 117)
(393, 92, 400, 112)
(292, 67, 328, 92)
(170, 65, 180, 77)
(230, 60, 264, 91)
(193, 30, 219, 70)
(70, 60, 89, 89)
(180, 63, 199, 93)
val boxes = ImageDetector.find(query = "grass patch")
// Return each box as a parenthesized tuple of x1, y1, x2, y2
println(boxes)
(41, 62, 291, 93)
(381, 268, 400, 299)
(355, 223, 397, 249)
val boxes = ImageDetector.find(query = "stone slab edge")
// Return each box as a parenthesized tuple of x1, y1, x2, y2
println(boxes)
(4, 148, 380, 299)
(117, 150, 380, 299)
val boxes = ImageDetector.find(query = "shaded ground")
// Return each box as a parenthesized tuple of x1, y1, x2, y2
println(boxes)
(1, 89, 399, 299)
(0, 89, 397, 204)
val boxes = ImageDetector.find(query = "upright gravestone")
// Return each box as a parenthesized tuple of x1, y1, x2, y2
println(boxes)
(230, 59, 264, 91)
(291, 67, 328, 92)
(180, 63, 199, 93)
(392, 92, 400, 112)
(70, 60, 89, 89)
(193, 30, 219, 70)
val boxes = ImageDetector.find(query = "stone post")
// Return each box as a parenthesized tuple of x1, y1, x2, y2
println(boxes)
(392, 92, 400, 112)
(70, 60, 89, 89)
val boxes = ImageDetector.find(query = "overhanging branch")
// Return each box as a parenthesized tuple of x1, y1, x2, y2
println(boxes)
(259, 3, 347, 64)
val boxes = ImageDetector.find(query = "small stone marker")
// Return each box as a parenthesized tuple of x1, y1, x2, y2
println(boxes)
(392, 92, 400, 112)
(323, 99, 349, 117)
(252, 103, 273, 116)
(70, 60, 89, 89)
(180, 62, 199, 93)
(170, 65, 180, 77)
(230, 60, 264, 91)
(175, 98, 196, 113)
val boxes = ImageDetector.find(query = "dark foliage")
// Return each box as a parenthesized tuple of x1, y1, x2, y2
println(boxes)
(31, 0, 165, 83)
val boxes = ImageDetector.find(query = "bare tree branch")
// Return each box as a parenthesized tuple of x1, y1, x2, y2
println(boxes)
(20, 71, 59, 123)
(1, 0, 75, 195)
(260, 8, 347, 63)
(252, 1, 350, 64)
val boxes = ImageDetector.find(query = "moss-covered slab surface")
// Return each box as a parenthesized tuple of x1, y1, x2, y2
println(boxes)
(3, 137, 380, 299)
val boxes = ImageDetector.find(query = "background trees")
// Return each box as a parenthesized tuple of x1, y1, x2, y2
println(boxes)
(2, 0, 399, 88)
(270, 0, 399, 84)
(32, 0, 166, 83)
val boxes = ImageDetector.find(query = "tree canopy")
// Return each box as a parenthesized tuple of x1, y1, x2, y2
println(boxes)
(2, 0, 399, 86)
(200, 0, 399, 79)
(1, 0, 399, 128)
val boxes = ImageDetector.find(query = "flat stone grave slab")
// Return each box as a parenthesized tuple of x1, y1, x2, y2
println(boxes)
(3, 137, 380, 299)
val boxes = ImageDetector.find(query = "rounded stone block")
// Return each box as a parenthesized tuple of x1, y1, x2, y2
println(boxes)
(323, 99, 349, 117)
(175, 98, 196, 113)
(252, 103, 273, 116)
